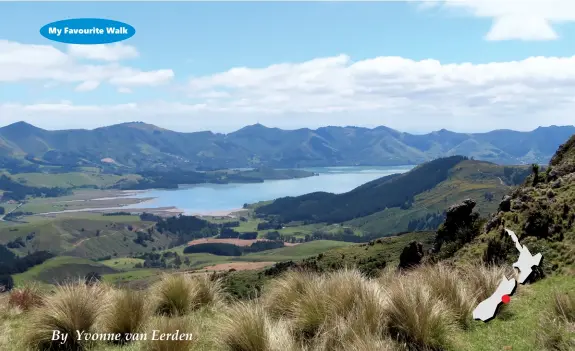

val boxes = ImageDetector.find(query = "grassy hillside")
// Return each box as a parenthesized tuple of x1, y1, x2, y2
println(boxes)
(0, 214, 173, 260)
(11, 171, 141, 188)
(12, 256, 117, 285)
(256, 158, 530, 237)
(451, 134, 575, 277)
(348, 160, 530, 235)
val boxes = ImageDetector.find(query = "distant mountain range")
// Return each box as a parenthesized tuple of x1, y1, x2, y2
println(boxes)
(0, 121, 573, 170)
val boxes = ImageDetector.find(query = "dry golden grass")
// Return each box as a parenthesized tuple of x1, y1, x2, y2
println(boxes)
(216, 302, 298, 351)
(552, 290, 575, 323)
(143, 316, 196, 351)
(99, 289, 149, 344)
(24, 281, 109, 351)
(383, 274, 457, 350)
(413, 264, 477, 328)
(2, 262, 566, 351)
(262, 270, 319, 319)
(150, 273, 226, 317)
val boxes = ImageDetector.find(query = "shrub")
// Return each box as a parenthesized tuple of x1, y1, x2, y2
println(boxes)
(8, 283, 44, 311)
(25, 281, 108, 350)
(100, 289, 149, 344)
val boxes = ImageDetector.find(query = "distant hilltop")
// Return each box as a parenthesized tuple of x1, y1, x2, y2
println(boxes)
(0, 121, 574, 171)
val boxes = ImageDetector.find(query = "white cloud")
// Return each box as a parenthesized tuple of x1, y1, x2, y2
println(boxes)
(110, 69, 175, 86)
(3, 53, 575, 133)
(75, 80, 100, 92)
(117, 87, 132, 94)
(67, 43, 140, 61)
(437, 0, 575, 41)
(3, 42, 575, 133)
(0, 40, 173, 87)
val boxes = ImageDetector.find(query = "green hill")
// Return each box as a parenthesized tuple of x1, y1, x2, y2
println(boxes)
(0, 214, 173, 260)
(12, 256, 117, 285)
(451, 133, 575, 277)
(1, 121, 573, 171)
(256, 157, 530, 237)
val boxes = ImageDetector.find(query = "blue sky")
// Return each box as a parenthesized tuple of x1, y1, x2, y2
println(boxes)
(1, 1, 575, 133)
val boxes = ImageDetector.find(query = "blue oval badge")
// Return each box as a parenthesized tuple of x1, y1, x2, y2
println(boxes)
(40, 18, 135, 45)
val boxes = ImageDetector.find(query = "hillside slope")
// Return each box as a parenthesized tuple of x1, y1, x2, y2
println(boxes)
(256, 156, 530, 233)
(453, 134, 575, 276)
(1, 121, 573, 170)
(347, 159, 531, 235)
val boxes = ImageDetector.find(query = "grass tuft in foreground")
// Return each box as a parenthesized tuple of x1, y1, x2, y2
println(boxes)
(24, 281, 108, 351)
(100, 289, 149, 345)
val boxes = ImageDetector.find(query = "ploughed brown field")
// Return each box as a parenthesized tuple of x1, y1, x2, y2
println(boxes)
(186, 238, 299, 247)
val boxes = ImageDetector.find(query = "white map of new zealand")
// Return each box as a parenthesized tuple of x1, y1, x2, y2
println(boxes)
(472, 229, 543, 322)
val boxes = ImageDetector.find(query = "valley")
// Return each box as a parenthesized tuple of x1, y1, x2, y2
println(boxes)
(0, 156, 532, 291)
(0, 123, 574, 351)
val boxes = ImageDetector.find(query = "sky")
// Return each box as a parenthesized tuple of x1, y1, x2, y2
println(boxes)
(1, 0, 575, 133)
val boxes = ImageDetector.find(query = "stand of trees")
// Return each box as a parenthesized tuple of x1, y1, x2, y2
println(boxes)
(0, 175, 70, 201)
(183, 240, 285, 256)
(0, 244, 54, 290)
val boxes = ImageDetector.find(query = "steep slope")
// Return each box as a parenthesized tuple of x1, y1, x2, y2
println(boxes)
(255, 156, 531, 229)
(453, 133, 575, 276)
(0, 122, 573, 170)
(348, 160, 531, 236)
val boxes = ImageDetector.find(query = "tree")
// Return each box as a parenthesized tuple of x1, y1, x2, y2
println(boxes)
(0, 275, 14, 292)
(532, 163, 540, 186)
(85, 271, 102, 286)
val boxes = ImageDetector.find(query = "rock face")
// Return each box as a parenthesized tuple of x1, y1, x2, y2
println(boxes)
(398, 241, 424, 269)
(499, 195, 512, 212)
(433, 198, 481, 255)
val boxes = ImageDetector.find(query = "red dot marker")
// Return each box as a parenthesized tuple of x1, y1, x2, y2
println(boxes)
(501, 295, 511, 304)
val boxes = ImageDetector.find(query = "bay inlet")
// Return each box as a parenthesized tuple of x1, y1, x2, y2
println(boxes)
(124, 166, 414, 215)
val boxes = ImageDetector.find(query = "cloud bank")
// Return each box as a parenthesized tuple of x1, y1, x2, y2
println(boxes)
(1, 39, 575, 133)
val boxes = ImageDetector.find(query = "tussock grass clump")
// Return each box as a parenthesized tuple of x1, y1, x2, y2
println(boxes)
(536, 314, 575, 351)
(263, 271, 319, 319)
(152, 274, 196, 316)
(383, 275, 457, 351)
(264, 269, 388, 342)
(99, 288, 149, 344)
(313, 316, 398, 351)
(460, 264, 515, 302)
(8, 283, 44, 311)
(190, 274, 226, 309)
(216, 302, 297, 351)
(151, 274, 225, 316)
(24, 281, 108, 351)
(288, 276, 331, 340)
(144, 316, 196, 351)
(414, 264, 476, 328)
(552, 290, 575, 322)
